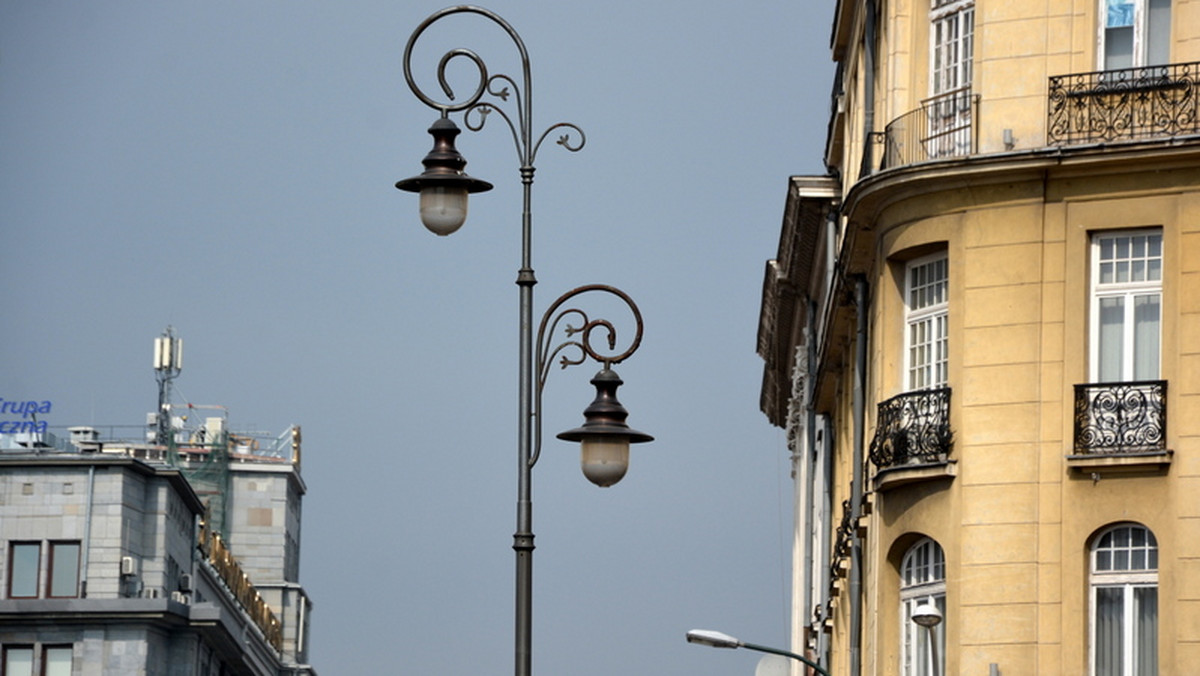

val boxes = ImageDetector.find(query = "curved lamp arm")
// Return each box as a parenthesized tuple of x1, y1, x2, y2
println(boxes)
(402, 5, 585, 169)
(531, 284, 648, 474)
(686, 630, 831, 676)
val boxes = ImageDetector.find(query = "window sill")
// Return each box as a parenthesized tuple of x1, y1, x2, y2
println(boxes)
(872, 459, 957, 492)
(1066, 450, 1172, 474)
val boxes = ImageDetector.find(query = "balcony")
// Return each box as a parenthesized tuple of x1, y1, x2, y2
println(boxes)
(869, 387, 953, 471)
(1048, 61, 1200, 145)
(879, 88, 978, 170)
(1073, 380, 1167, 455)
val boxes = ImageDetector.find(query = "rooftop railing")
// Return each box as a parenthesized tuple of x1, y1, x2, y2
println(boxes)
(1048, 61, 1200, 144)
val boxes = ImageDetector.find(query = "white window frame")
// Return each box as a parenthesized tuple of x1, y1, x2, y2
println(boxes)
(1090, 524, 1158, 676)
(1099, 0, 1172, 70)
(905, 252, 949, 391)
(930, 0, 975, 96)
(1089, 230, 1162, 382)
(901, 538, 946, 676)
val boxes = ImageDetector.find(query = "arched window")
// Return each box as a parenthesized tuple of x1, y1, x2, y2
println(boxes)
(1091, 523, 1158, 675)
(901, 538, 946, 676)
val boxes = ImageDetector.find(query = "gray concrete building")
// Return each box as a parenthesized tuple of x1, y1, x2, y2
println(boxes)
(0, 420, 316, 676)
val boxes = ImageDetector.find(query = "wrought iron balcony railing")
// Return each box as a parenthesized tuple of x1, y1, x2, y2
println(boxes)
(881, 88, 978, 169)
(1048, 61, 1200, 145)
(869, 387, 952, 469)
(1073, 380, 1167, 454)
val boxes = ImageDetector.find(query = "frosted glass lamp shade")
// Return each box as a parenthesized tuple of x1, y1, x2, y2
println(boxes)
(419, 186, 469, 235)
(395, 117, 492, 235)
(557, 368, 652, 488)
(580, 438, 630, 488)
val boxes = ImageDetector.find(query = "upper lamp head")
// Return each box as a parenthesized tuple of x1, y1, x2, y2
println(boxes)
(557, 368, 653, 487)
(396, 116, 493, 236)
(911, 602, 944, 628)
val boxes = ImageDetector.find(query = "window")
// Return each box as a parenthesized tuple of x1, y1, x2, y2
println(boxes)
(928, 0, 975, 157)
(5, 541, 81, 600)
(41, 647, 72, 676)
(931, 0, 974, 96)
(906, 253, 949, 390)
(47, 542, 80, 598)
(2, 646, 33, 676)
(1101, 0, 1172, 69)
(1090, 231, 1162, 382)
(0, 646, 71, 676)
(7, 542, 40, 599)
(1091, 524, 1158, 675)
(901, 538, 946, 676)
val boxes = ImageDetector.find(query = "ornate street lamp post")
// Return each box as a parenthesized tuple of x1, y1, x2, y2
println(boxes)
(396, 7, 652, 676)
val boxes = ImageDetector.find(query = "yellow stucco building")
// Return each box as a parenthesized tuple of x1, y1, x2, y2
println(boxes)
(758, 1, 1200, 674)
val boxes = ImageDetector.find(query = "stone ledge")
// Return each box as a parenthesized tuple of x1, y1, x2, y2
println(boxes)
(1066, 450, 1172, 474)
(872, 460, 957, 492)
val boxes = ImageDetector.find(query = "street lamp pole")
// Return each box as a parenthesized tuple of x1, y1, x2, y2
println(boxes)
(911, 602, 944, 676)
(396, 7, 653, 676)
(686, 629, 832, 676)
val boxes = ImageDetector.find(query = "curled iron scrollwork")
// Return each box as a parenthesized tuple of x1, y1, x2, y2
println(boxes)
(1048, 61, 1200, 145)
(529, 284, 644, 466)
(403, 6, 585, 167)
(1073, 380, 1167, 454)
(868, 387, 953, 469)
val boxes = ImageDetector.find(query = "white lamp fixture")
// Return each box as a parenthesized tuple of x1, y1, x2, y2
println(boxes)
(396, 117, 492, 236)
(912, 602, 943, 628)
(557, 368, 652, 487)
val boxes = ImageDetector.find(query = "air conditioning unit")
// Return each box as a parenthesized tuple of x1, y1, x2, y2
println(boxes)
(170, 591, 188, 604)
(142, 588, 160, 599)
(121, 556, 136, 576)
(178, 573, 193, 592)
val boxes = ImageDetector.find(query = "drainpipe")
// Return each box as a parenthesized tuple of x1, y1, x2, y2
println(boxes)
(850, 276, 869, 676)
(817, 414, 834, 671)
(80, 464, 95, 598)
(860, 0, 878, 178)
(803, 299, 825, 675)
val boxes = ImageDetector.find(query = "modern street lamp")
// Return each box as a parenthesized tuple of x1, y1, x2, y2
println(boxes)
(686, 629, 831, 676)
(397, 7, 653, 676)
(911, 602, 944, 676)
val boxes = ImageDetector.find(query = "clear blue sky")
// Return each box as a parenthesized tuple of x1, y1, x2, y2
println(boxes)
(0, 2, 832, 673)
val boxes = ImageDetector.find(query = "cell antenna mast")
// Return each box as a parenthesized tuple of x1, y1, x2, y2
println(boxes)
(153, 326, 183, 446)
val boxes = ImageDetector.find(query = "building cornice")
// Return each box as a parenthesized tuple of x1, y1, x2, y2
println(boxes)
(0, 453, 206, 515)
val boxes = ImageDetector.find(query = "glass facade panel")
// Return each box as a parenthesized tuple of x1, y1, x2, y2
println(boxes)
(2, 647, 33, 676)
(49, 542, 80, 598)
(8, 543, 39, 598)
(42, 647, 73, 676)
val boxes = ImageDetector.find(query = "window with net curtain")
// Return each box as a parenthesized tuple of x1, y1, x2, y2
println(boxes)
(901, 538, 946, 676)
(1090, 231, 1162, 383)
(1091, 524, 1158, 676)
(1102, 0, 1172, 70)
